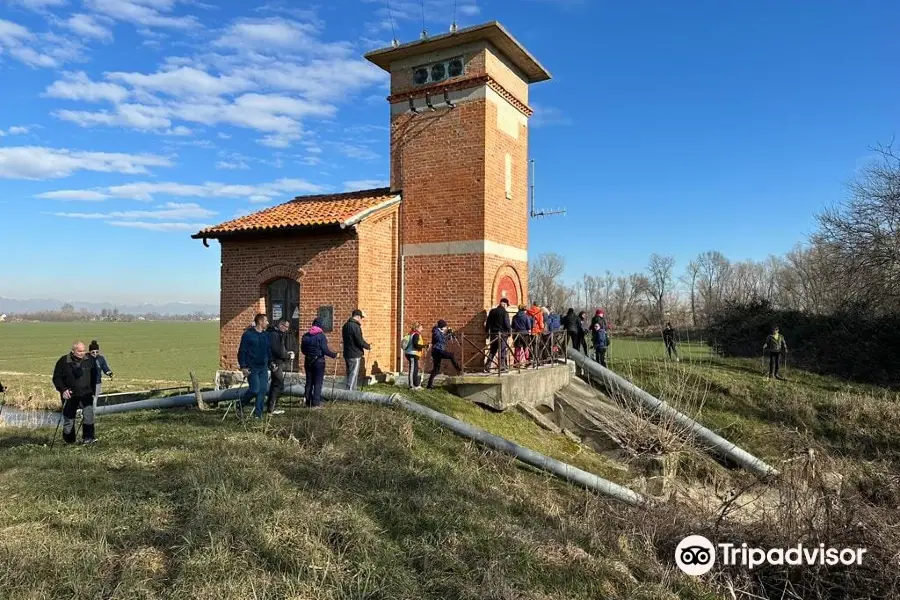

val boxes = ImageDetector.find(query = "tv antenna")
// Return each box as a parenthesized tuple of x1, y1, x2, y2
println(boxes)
(529, 159, 566, 219)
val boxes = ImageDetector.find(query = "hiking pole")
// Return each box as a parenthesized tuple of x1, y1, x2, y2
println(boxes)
(222, 378, 247, 422)
(49, 396, 64, 448)
(329, 354, 339, 402)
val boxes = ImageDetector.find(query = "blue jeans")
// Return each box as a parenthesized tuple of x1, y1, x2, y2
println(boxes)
(241, 367, 269, 417)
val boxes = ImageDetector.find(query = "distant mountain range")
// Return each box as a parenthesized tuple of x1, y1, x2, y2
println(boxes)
(0, 297, 219, 316)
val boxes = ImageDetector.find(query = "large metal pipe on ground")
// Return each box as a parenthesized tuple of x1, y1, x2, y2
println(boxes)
(281, 383, 647, 506)
(567, 347, 778, 478)
(85, 379, 648, 507)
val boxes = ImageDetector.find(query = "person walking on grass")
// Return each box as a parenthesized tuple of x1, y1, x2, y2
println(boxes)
(591, 323, 610, 368)
(403, 323, 428, 389)
(662, 322, 679, 361)
(52, 341, 99, 444)
(301, 318, 338, 408)
(764, 325, 788, 380)
(266, 318, 294, 415)
(426, 320, 462, 389)
(88, 340, 113, 408)
(237, 313, 271, 419)
(341, 309, 370, 391)
(485, 298, 512, 372)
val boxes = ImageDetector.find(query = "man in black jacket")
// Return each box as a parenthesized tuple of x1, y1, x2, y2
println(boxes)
(266, 319, 294, 415)
(484, 298, 512, 372)
(52, 341, 98, 444)
(341, 309, 370, 390)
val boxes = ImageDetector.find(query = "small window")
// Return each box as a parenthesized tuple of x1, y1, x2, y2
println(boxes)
(317, 305, 334, 332)
(505, 153, 513, 199)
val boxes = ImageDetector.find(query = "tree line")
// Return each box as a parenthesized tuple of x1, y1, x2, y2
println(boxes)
(6, 304, 217, 323)
(529, 142, 900, 333)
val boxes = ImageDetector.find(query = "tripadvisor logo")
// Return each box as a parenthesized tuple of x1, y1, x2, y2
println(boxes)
(675, 535, 867, 575)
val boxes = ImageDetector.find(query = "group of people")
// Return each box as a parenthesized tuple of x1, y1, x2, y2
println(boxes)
(236, 309, 372, 418)
(480, 299, 614, 370)
(49, 340, 114, 444)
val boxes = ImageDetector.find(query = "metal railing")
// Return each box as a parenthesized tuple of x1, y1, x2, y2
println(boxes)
(451, 330, 569, 375)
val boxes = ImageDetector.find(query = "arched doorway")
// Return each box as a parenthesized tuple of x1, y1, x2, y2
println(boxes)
(266, 278, 300, 368)
(496, 275, 519, 305)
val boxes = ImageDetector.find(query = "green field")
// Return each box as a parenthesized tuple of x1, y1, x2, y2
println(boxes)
(0, 321, 708, 410)
(0, 321, 219, 409)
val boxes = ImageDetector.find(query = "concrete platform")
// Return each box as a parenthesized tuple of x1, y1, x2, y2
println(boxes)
(445, 364, 571, 411)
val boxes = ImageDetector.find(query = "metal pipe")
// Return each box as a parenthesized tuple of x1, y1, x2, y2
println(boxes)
(566, 347, 779, 478)
(83, 379, 648, 506)
(94, 387, 244, 416)
(281, 383, 648, 506)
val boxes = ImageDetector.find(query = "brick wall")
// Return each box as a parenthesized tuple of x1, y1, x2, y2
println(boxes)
(483, 46, 529, 105)
(218, 231, 358, 372)
(484, 97, 529, 250)
(357, 208, 399, 374)
(390, 42, 487, 93)
(391, 97, 488, 244)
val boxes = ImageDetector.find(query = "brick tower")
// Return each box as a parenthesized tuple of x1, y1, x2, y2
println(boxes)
(366, 22, 550, 368)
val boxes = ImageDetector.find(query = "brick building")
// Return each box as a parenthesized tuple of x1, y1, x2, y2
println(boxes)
(192, 21, 550, 377)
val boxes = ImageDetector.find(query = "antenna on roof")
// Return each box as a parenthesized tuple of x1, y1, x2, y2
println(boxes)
(451, 0, 458, 33)
(420, 29, 428, 40)
(391, 38, 399, 48)
(529, 159, 566, 219)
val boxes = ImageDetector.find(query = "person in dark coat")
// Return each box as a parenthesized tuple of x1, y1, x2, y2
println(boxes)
(662, 322, 679, 361)
(341, 309, 370, 391)
(511, 304, 534, 365)
(237, 313, 271, 418)
(484, 298, 512, 372)
(591, 323, 610, 367)
(562, 308, 579, 349)
(301, 318, 338, 407)
(591, 309, 607, 330)
(52, 341, 99, 444)
(576, 311, 589, 354)
(403, 323, 428, 389)
(88, 340, 113, 408)
(426, 320, 461, 389)
(266, 318, 293, 414)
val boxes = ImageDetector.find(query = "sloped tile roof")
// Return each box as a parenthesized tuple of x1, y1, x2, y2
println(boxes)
(192, 187, 400, 239)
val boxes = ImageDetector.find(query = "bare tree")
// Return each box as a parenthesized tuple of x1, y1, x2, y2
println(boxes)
(528, 253, 566, 306)
(696, 250, 732, 325)
(815, 141, 900, 314)
(680, 260, 701, 327)
(646, 254, 675, 322)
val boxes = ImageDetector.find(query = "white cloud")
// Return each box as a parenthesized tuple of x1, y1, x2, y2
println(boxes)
(36, 177, 328, 202)
(44, 71, 129, 103)
(110, 220, 210, 231)
(84, 0, 199, 30)
(7, 0, 67, 10)
(0, 18, 62, 67)
(0, 125, 30, 136)
(344, 179, 388, 191)
(0, 146, 172, 179)
(64, 14, 113, 41)
(52, 201, 216, 220)
(213, 17, 351, 57)
(530, 103, 573, 128)
(106, 66, 252, 98)
(215, 160, 249, 170)
(332, 142, 379, 161)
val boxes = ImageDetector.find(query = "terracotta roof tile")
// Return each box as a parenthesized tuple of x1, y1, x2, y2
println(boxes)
(193, 187, 400, 239)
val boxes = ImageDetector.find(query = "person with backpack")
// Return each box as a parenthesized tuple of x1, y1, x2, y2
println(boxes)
(426, 320, 461, 389)
(511, 304, 534, 366)
(591, 323, 610, 367)
(763, 325, 788, 380)
(301, 317, 338, 407)
(401, 323, 428, 389)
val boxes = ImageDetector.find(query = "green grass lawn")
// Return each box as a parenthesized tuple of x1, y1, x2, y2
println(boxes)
(0, 321, 219, 409)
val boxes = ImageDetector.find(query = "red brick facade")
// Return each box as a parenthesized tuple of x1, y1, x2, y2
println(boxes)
(201, 22, 548, 377)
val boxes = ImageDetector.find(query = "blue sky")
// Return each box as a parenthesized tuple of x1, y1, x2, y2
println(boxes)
(1, 0, 897, 304)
